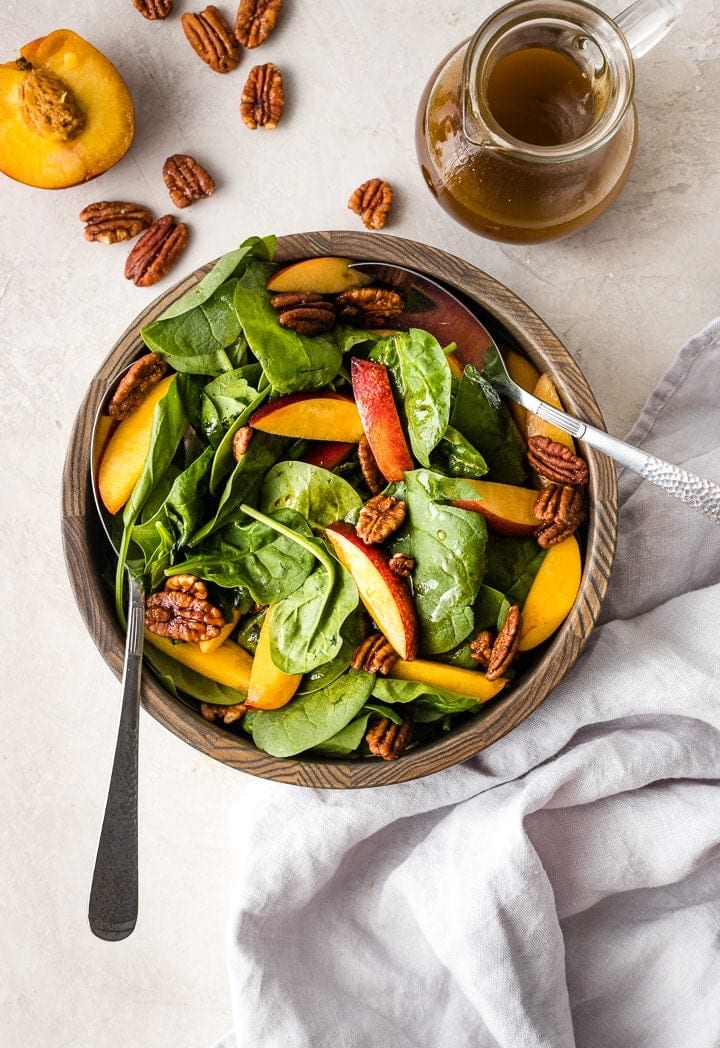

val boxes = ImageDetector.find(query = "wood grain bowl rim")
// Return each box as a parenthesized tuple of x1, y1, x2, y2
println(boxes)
(61, 230, 618, 788)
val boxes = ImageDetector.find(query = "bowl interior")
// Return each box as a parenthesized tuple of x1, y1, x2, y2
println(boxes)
(61, 230, 617, 788)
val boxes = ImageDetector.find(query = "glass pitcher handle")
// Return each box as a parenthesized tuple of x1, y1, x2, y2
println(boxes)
(615, 0, 682, 59)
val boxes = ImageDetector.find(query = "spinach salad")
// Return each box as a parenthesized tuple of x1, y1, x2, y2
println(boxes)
(101, 235, 572, 761)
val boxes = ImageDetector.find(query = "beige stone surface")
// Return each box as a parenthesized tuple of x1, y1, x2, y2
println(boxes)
(1, 2, 718, 1045)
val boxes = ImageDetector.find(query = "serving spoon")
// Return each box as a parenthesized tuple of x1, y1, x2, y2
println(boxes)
(351, 262, 720, 526)
(87, 366, 143, 941)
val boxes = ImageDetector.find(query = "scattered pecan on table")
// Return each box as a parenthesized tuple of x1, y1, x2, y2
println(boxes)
(131, 0, 173, 18)
(79, 201, 153, 244)
(351, 632, 398, 676)
(240, 62, 284, 129)
(107, 352, 170, 420)
(356, 494, 407, 545)
(181, 6, 241, 73)
(145, 574, 225, 643)
(235, 0, 284, 47)
(270, 291, 336, 335)
(334, 287, 404, 328)
(366, 714, 413, 761)
(533, 483, 586, 548)
(162, 154, 216, 208)
(124, 214, 189, 287)
(348, 178, 394, 230)
(527, 435, 590, 486)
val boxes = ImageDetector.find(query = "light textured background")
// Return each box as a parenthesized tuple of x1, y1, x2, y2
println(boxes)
(1, 2, 718, 1046)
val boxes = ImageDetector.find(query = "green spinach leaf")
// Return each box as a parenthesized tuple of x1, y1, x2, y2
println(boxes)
(260, 460, 363, 530)
(484, 534, 547, 607)
(145, 645, 247, 706)
(451, 365, 527, 484)
(431, 425, 489, 478)
(250, 669, 374, 757)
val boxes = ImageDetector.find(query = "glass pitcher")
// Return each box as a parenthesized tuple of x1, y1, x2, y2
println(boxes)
(416, 0, 681, 243)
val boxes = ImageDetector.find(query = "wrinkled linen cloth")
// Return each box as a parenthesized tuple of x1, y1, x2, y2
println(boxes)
(217, 320, 720, 1048)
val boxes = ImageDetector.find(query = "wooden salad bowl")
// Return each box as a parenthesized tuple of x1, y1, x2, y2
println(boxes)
(61, 231, 617, 788)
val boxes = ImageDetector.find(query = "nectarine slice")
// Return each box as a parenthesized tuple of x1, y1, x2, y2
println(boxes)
(0, 29, 135, 189)
(249, 392, 364, 443)
(97, 375, 175, 515)
(145, 632, 253, 693)
(326, 521, 418, 661)
(246, 606, 303, 710)
(518, 535, 581, 651)
(350, 357, 414, 482)
(388, 659, 507, 703)
(266, 257, 373, 295)
(526, 373, 576, 453)
(300, 440, 355, 470)
(451, 480, 541, 536)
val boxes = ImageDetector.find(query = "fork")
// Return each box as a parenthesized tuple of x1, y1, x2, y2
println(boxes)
(350, 261, 720, 526)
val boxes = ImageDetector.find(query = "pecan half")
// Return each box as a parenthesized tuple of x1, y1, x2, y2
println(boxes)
(469, 628, 494, 669)
(348, 178, 394, 231)
(357, 436, 384, 495)
(270, 291, 336, 335)
(232, 425, 254, 461)
(527, 435, 590, 486)
(389, 552, 414, 577)
(200, 701, 247, 724)
(351, 632, 398, 675)
(162, 154, 216, 209)
(124, 215, 189, 287)
(181, 6, 241, 73)
(132, 0, 173, 18)
(533, 483, 586, 548)
(145, 574, 225, 643)
(240, 62, 284, 129)
(356, 494, 407, 544)
(335, 287, 404, 328)
(107, 353, 170, 420)
(79, 201, 153, 244)
(486, 605, 522, 681)
(235, 0, 283, 47)
(366, 715, 413, 761)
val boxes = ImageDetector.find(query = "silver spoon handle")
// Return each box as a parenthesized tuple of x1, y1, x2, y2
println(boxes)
(88, 575, 144, 941)
(524, 394, 720, 525)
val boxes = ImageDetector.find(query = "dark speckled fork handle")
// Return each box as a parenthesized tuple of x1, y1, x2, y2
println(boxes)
(88, 573, 143, 941)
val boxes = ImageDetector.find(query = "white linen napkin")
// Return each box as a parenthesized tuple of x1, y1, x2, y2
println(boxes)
(217, 319, 720, 1048)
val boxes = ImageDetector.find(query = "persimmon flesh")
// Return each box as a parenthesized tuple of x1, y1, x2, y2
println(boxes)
(0, 29, 134, 189)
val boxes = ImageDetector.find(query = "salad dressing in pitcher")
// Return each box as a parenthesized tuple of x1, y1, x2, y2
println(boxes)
(416, 0, 681, 243)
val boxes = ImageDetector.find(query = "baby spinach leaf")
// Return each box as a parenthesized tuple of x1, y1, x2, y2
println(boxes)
(431, 425, 489, 478)
(142, 279, 245, 375)
(402, 469, 488, 654)
(189, 431, 285, 545)
(234, 263, 342, 392)
(310, 711, 373, 756)
(201, 364, 263, 447)
(296, 608, 365, 694)
(208, 381, 270, 495)
(249, 669, 374, 757)
(435, 586, 511, 668)
(484, 534, 547, 607)
(370, 329, 452, 467)
(260, 460, 363, 530)
(270, 557, 359, 675)
(451, 365, 527, 484)
(235, 608, 266, 655)
(170, 508, 315, 603)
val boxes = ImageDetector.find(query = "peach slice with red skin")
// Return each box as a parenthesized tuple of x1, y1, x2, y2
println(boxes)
(300, 440, 354, 470)
(350, 357, 414, 483)
(265, 256, 374, 295)
(451, 479, 542, 537)
(325, 521, 418, 661)
(249, 392, 364, 443)
(0, 29, 135, 189)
